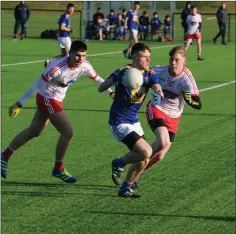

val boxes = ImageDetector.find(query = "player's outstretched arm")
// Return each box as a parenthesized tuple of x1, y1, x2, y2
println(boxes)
(97, 76, 115, 98)
(151, 83, 164, 105)
(9, 76, 47, 117)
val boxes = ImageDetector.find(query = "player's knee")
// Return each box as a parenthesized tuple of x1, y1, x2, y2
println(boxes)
(140, 146, 152, 160)
(63, 128, 74, 139)
(160, 138, 170, 151)
(28, 128, 42, 138)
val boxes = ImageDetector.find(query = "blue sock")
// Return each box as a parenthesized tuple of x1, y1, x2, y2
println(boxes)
(112, 158, 125, 168)
(120, 181, 132, 191)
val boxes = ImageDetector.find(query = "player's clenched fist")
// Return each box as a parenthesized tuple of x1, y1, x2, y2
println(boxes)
(9, 102, 22, 117)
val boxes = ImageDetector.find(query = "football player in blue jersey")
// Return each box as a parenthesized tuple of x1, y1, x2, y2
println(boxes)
(99, 43, 164, 198)
(123, 1, 141, 59)
(44, 3, 74, 67)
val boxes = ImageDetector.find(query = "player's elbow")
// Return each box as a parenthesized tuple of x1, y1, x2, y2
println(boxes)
(98, 84, 105, 93)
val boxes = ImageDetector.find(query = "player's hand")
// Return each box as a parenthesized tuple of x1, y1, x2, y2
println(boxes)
(183, 91, 192, 103)
(70, 28, 73, 33)
(9, 102, 22, 117)
(110, 92, 115, 99)
(151, 93, 164, 106)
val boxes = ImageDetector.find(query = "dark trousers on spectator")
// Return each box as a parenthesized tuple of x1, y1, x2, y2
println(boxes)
(13, 20, 27, 38)
(181, 22, 188, 42)
(213, 22, 226, 43)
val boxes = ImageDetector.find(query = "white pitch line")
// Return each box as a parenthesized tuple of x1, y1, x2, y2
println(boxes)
(1, 44, 178, 67)
(200, 80, 235, 92)
(206, 17, 217, 20)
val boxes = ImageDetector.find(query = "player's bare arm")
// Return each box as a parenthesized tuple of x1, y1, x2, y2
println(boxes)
(8, 76, 47, 117)
(60, 23, 72, 32)
(152, 83, 164, 96)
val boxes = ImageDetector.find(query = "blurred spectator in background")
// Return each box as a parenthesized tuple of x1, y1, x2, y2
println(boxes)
(213, 2, 228, 45)
(123, 1, 140, 59)
(122, 9, 129, 40)
(13, 1, 30, 40)
(115, 14, 125, 40)
(97, 16, 106, 40)
(57, 3, 74, 57)
(163, 15, 172, 41)
(139, 11, 149, 40)
(181, 2, 192, 44)
(93, 7, 104, 25)
(185, 6, 204, 60)
(151, 12, 162, 35)
(106, 9, 117, 39)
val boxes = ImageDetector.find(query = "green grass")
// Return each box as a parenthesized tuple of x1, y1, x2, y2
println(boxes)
(1, 38, 235, 234)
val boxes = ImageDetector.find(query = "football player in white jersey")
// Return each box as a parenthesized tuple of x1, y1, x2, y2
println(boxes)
(131, 46, 201, 187)
(185, 6, 204, 60)
(1, 40, 114, 183)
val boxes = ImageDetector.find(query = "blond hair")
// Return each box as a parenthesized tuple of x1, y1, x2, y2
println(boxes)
(169, 46, 186, 57)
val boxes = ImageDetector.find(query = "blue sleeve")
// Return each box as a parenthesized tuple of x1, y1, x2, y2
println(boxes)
(127, 11, 132, 19)
(149, 73, 160, 87)
(108, 69, 123, 83)
(61, 15, 68, 25)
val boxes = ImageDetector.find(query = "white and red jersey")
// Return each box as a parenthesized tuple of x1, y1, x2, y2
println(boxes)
(151, 65, 199, 118)
(39, 56, 98, 102)
(186, 13, 202, 34)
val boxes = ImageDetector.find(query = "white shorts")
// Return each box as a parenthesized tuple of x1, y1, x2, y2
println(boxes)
(110, 122, 144, 142)
(58, 37, 71, 49)
(130, 29, 138, 38)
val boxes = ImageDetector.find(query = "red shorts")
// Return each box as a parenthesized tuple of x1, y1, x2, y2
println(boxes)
(146, 101, 180, 134)
(36, 93, 63, 114)
(187, 33, 201, 40)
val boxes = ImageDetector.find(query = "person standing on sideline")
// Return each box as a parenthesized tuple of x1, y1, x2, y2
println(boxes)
(181, 2, 192, 45)
(1, 40, 114, 183)
(185, 6, 204, 61)
(123, 1, 140, 59)
(213, 2, 228, 45)
(44, 3, 75, 68)
(99, 43, 164, 198)
(13, 1, 30, 40)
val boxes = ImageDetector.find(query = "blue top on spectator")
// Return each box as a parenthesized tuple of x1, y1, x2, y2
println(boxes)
(58, 13, 71, 37)
(127, 11, 140, 30)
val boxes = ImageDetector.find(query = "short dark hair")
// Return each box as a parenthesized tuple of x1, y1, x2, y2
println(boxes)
(122, 9, 126, 13)
(67, 3, 74, 9)
(70, 40, 87, 52)
(110, 9, 114, 13)
(97, 7, 101, 10)
(143, 11, 147, 14)
(153, 12, 158, 16)
(131, 43, 151, 56)
(134, 1, 140, 5)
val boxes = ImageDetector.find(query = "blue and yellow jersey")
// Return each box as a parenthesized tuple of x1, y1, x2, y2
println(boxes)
(127, 11, 139, 30)
(58, 13, 70, 37)
(109, 66, 160, 125)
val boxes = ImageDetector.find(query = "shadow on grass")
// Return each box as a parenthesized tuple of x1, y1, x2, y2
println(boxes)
(2, 181, 116, 189)
(1, 181, 118, 197)
(85, 211, 236, 222)
(1, 106, 235, 118)
(1, 190, 117, 197)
